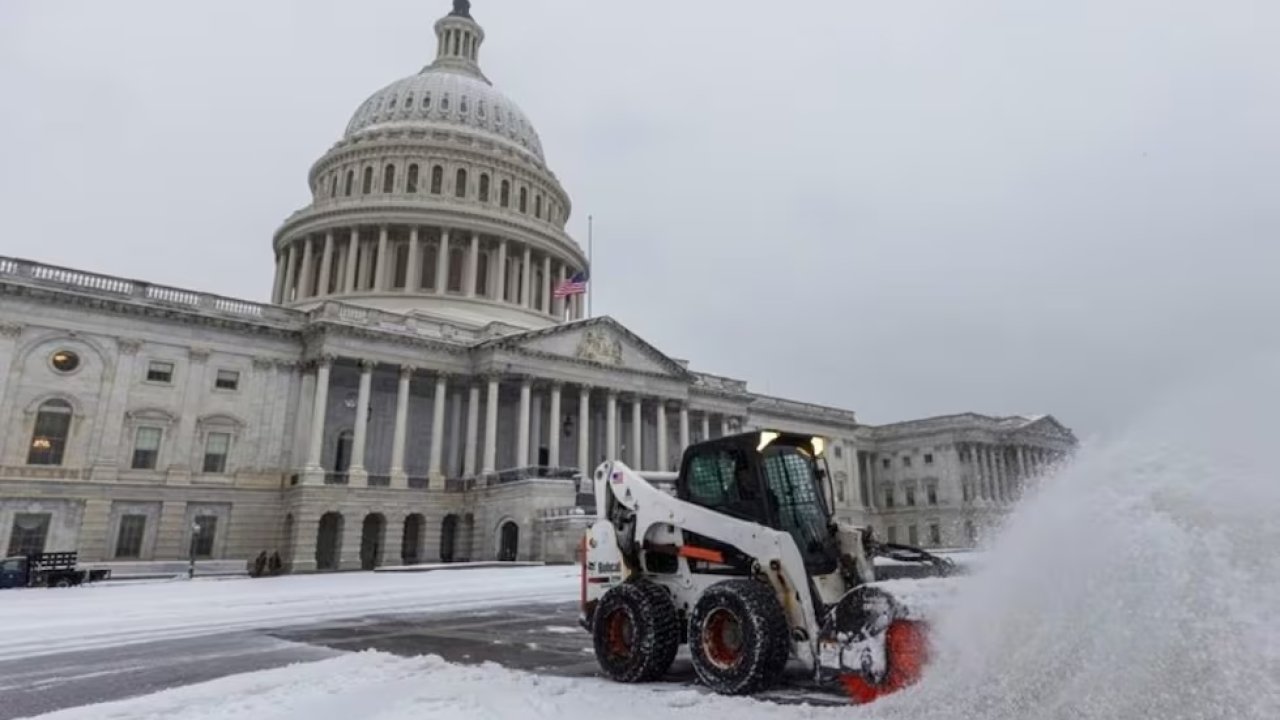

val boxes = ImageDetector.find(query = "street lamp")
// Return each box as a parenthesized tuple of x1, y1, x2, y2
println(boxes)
(187, 521, 199, 580)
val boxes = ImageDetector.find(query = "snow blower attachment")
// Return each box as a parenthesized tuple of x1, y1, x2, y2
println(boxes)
(580, 431, 954, 704)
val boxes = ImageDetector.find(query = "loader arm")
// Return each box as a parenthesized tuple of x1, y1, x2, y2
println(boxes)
(590, 460, 825, 663)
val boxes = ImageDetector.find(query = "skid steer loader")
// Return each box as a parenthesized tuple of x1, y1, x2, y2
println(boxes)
(579, 430, 954, 703)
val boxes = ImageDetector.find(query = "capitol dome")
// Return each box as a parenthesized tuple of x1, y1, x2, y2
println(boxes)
(344, 69, 545, 162)
(270, 0, 585, 331)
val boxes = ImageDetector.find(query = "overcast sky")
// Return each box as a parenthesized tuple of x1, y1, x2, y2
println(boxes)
(2, 0, 1277, 438)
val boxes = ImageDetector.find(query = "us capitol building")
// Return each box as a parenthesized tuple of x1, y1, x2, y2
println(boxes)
(0, 2, 1075, 572)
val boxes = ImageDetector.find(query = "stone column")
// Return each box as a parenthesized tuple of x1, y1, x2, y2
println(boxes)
(548, 383, 562, 468)
(483, 376, 499, 474)
(983, 446, 996, 501)
(656, 401, 669, 472)
(344, 228, 360, 293)
(389, 365, 412, 488)
(678, 404, 690, 453)
(495, 239, 508, 302)
(374, 225, 389, 291)
(605, 390, 618, 461)
(405, 227, 421, 292)
(464, 382, 480, 477)
(350, 360, 374, 483)
(298, 237, 314, 298)
(720, 416, 731, 438)
(282, 242, 298, 302)
(447, 388, 463, 477)
(631, 398, 643, 468)
(272, 252, 287, 303)
(429, 373, 449, 482)
(700, 413, 710, 442)
(521, 246, 533, 307)
(466, 233, 480, 297)
(864, 452, 878, 510)
(541, 255, 552, 313)
(517, 377, 532, 468)
(317, 231, 335, 297)
(304, 357, 332, 473)
(435, 230, 451, 294)
(554, 264, 567, 319)
(531, 391, 543, 466)
(577, 385, 591, 482)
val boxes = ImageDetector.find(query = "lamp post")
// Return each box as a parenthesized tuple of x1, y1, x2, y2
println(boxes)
(187, 521, 199, 580)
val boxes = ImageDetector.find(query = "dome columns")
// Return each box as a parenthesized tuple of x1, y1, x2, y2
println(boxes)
(272, 223, 585, 325)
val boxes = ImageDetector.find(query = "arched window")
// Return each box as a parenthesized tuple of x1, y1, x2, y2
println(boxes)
(28, 399, 72, 466)
(362, 167, 373, 194)
(479, 174, 490, 202)
(455, 169, 467, 198)
(344, 170, 354, 197)
(500, 180, 510, 208)
(406, 164, 419, 194)
(447, 246, 465, 292)
(519, 187, 528, 213)
(423, 94, 432, 109)
(476, 250, 490, 296)
(333, 431, 354, 474)
(431, 165, 443, 194)
(535, 194, 543, 219)
(421, 244, 439, 290)
(328, 174, 337, 198)
(393, 242, 409, 289)
(382, 164, 395, 194)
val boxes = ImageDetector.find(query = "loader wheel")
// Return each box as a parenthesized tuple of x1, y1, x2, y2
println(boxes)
(592, 581, 679, 683)
(688, 579, 791, 695)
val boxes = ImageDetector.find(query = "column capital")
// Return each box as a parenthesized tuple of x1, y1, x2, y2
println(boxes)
(252, 357, 275, 371)
(357, 358, 377, 372)
(188, 346, 211, 363)
(398, 364, 417, 379)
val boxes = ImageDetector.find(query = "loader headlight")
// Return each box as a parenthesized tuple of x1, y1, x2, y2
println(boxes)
(757, 431, 780, 451)
(811, 437, 826, 457)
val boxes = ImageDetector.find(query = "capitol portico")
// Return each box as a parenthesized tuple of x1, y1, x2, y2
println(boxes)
(0, 1, 1076, 574)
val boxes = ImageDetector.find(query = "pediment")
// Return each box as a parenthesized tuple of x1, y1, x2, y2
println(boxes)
(1019, 415, 1077, 442)
(480, 317, 689, 378)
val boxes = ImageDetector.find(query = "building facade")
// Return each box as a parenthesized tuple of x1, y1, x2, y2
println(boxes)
(0, 2, 1074, 571)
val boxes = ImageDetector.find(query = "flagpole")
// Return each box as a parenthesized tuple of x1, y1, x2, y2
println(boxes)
(587, 214, 594, 318)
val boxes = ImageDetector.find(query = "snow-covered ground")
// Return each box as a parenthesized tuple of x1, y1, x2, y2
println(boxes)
(0, 565, 578, 660)
(28, 651, 843, 720)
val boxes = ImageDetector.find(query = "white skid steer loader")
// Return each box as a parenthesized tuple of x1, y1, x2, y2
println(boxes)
(579, 431, 954, 703)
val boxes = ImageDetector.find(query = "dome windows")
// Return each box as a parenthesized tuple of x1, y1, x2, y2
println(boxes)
(535, 194, 543, 219)
(500, 180, 510, 208)
(478, 101, 486, 119)
(407, 164, 420, 194)
(345, 170, 354, 196)
(389, 95, 398, 110)
(519, 187, 528, 214)
(404, 94, 413, 110)
(329, 174, 338, 198)
(441, 94, 450, 112)
(423, 94, 432, 109)
(455, 169, 467, 198)
(460, 97, 469, 115)
(362, 167, 374, 194)
(479, 173, 490, 203)
(431, 165, 444, 194)
(383, 164, 396, 193)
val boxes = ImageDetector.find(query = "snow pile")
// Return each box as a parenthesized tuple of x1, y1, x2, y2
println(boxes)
(0, 566, 577, 660)
(865, 357, 1280, 720)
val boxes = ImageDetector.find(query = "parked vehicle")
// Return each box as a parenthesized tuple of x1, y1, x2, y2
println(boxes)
(0, 552, 111, 589)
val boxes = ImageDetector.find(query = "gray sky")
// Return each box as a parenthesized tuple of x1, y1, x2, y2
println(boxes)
(2, 0, 1277, 438)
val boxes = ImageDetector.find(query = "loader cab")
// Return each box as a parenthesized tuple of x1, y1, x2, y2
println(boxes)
(676, 431, 839, 575)
(0, 556, 28, 589)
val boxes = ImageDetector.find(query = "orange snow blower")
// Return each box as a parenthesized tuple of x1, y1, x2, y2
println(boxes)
(578, 431, 953, 702)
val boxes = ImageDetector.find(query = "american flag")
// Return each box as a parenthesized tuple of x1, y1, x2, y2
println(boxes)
(553, 270, 589, 298)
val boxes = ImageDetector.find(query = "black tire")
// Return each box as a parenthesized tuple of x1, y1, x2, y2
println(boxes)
(688, 579, 791, 695)
(592, 581, 680, 683)
(53, 578, 72, 589)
